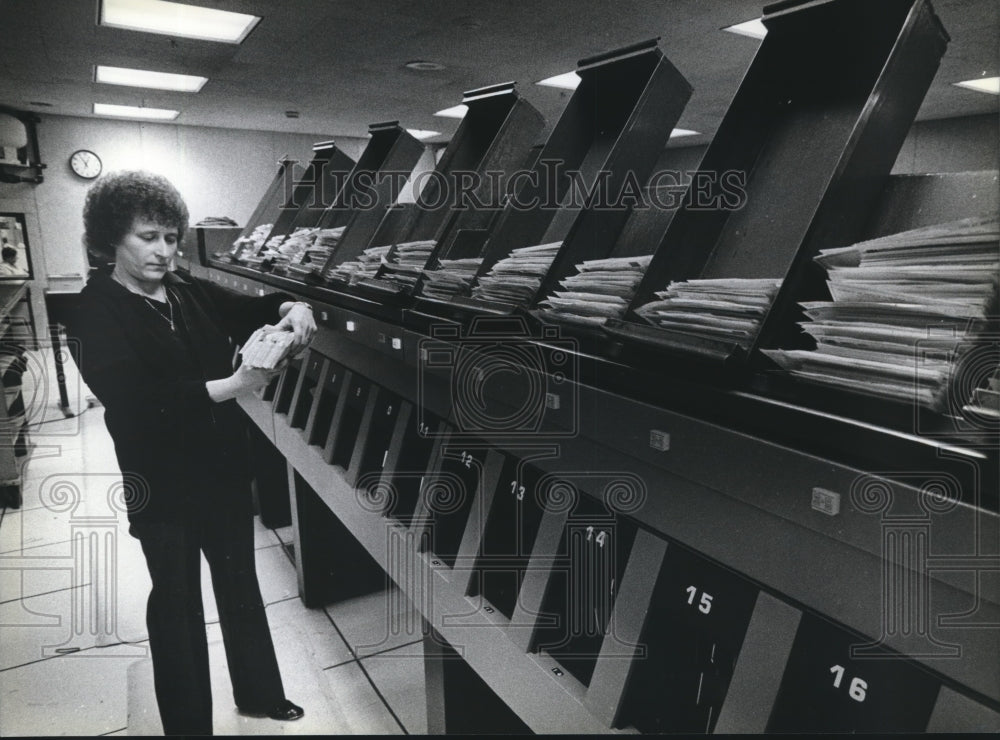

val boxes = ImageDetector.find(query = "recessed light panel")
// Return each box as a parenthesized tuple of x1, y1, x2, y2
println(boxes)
(722, 18, 768, 40)
(100, 0, 260, 43)
(954, 76, 999, 95)
(96, 65, 207, 92)
(434, 104, 468, 119)
(669, 128, 700, 138)
(536, 71, 581, 90)
(94, 102, 180, 120)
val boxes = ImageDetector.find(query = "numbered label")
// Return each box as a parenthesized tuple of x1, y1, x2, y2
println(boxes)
(585, 526, 609, 548)
(510, 480, 526, 500)
(830, 665, 868, 702)
(685, 586, 714, 614)
(418, 421, 430, 437)
(460, 451, 474, 469)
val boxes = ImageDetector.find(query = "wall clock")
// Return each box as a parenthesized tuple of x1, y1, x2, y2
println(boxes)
(69, 149, 102, 179)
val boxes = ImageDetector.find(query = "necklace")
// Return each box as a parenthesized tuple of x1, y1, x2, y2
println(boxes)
(143, 291, 175, 332)
(111, 270, 175, 331)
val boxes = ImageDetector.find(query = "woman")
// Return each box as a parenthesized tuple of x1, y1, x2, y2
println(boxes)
(71, 171, 316, 735)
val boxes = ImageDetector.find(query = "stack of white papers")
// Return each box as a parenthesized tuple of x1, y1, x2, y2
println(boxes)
(536, 255, 651, 326)
(635, 278, 782, 349)
(471, 242, 561, 306)
(258, 226, 346, 279)
(376, 240, 436, 288)
(420, 257, 483, 300)
(227, 223, 273, 263)
(763, 215, 999, 411)
(284, 226, 345, 279)
(325, 245, 391, 285)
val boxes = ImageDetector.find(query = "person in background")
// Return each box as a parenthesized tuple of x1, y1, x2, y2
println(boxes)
(0, 244, 22, 275)
(70, 170, 316, 736)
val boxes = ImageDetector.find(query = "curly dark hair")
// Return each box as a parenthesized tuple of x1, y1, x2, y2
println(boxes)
(83, 171, 189, 263)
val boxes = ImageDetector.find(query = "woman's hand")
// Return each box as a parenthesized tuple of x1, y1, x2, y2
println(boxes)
(206, 362, 283, 403)
(275, 302, 317, 356)
(231, 362, 282, 394)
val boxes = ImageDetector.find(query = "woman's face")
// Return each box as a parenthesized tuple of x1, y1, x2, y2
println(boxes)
(114, 218, 178, 285)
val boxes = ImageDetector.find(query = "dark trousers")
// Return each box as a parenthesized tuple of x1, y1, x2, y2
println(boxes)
(132, 510, 285, 736)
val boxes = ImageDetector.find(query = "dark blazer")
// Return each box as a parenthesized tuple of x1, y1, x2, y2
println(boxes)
(70, 270, 291, 524)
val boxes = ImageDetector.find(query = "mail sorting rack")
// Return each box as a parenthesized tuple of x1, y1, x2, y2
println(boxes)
(356, 403, 439, 522)
(208, 157, 294, 266)
(523, 481, 639, 687)
(223, 269, 998, 733)
(254, 123, 425, 297)
(411, 39, 691, 324)
(605, 0, 949, 368)
(523, 181, 690, 354)
(603, 527, 989, 734)
(264, 140, 358, 242)
(753, 169, 1000, 443)
(211, 141, 356, 274)
(323, 84, 544, 307)
(346, 82, 545, 300)
(312, 123, 423, 261)
(468, 454, 551, 620)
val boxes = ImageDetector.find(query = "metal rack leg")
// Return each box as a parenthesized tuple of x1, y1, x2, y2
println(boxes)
(49, 323, 74, 418)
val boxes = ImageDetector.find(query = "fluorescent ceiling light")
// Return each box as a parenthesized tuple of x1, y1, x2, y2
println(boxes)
(536, 71, 580, 90)
(669, 128, 699, 138)
(954, 76, 999, 95)
(434, 104, 468, 119)
(722, 18, 768, 40)
(96, 65, 207, 92)
(100, 0, 260, 43)
(94, 102, 179, 120)
(407, 129, 440, 140)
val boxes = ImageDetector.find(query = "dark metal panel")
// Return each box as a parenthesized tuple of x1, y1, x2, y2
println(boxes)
(611, 0, 950, 366)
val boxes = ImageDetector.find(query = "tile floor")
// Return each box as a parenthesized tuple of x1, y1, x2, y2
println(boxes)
(0, 347, 429, 736)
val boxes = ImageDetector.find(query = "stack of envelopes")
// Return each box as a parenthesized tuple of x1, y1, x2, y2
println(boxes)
(635, 278, 783, 350)
(471, 242, 562, 306)
(420, 257, 484, 300)
(763, 215, 999, 411)
(325, 245, 391, 285)
(376, 240, 436, 288)
(536, 255, 651, 326)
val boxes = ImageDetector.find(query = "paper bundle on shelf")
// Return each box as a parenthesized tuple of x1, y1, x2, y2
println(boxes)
(634, 277, 783, 349)
(420, 257, 484, 301)
(264, 227, 314, 275)
(536, 254, 651, 326)
(471, 242, 562, 306)
(284, 226, 345, 279)
(763, 215, 1000, 412)
(225, 223, 273, 262)
(325, 245, 391, 285)
(376, 240, 436, 288)
(239, 327, 295, 370)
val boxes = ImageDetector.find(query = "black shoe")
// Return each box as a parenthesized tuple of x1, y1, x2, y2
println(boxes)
(239, 699, 304, 721)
